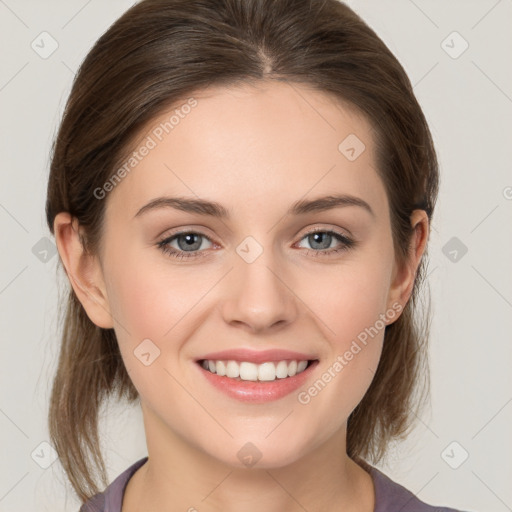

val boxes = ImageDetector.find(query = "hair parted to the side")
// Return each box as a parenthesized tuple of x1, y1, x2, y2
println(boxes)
(46, 0, 439, 503)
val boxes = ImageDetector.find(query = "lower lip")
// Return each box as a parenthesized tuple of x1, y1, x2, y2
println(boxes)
(197, 361, 319, 403)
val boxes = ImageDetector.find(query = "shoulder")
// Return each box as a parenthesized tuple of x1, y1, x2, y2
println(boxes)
(79, 457, 149, 512)
(359, 459, 471, 512)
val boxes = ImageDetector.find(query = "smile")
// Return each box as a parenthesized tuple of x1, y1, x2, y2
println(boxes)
(195, 352, 319, 403)
(200, 359, 310, 381)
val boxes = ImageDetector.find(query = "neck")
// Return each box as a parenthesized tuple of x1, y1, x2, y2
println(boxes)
(123, 407, 375, 512)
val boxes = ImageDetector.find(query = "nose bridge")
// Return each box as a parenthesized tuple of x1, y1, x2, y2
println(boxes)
(221, 239, 298, 331)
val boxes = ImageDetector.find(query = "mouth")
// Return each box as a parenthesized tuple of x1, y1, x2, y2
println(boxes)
(194, 351, 319, 403)
(198, 358, 316, 382)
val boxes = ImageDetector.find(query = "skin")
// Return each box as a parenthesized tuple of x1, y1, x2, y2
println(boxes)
(54, 80, 428, 512)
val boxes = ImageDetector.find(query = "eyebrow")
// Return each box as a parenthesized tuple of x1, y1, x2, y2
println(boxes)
(133, 194, 375, 219)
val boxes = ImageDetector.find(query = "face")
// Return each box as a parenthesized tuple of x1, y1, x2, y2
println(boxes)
(75, 81, 413, 468)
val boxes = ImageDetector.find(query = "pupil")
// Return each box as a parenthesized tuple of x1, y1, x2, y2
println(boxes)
(178, 234, 201, 251)
(311, 232, 331, 250)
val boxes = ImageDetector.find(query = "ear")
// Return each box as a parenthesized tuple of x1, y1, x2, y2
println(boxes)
(386, 209, 429, 320)
(53, 212, 114, 329)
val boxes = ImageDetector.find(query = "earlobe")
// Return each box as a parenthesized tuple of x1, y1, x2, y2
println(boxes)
(53, 212, 114, 329)
(386, 210, 429, 319)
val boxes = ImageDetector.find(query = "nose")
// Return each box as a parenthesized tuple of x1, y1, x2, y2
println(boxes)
(221, 248, 299, 333)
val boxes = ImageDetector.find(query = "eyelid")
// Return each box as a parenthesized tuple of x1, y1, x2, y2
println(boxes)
(157, 224, 352, 246)
(294, 227, 356, 253)
(157, 225, 356, 260)
(157, 229, 217, 251)
(295, 224, 353, 240)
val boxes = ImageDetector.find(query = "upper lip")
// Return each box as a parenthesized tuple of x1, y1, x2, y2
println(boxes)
(197, 349, 317, 364)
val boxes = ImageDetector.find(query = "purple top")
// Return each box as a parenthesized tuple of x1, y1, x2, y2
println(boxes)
(80, 457, 468, 512)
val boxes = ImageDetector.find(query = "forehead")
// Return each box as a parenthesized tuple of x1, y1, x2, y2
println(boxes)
(105, 80, 386, 220)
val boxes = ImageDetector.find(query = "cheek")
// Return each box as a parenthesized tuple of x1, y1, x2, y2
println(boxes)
(310, 253, 393, 348)
(105, 246, 209, 342)
(104, 259, 195, 403)
(295, 249, 393, 414)
(103, 248, 221, 395)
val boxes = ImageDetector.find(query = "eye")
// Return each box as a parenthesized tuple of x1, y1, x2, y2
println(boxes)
(157, 228, 356, 261)
(157, 231, 214, 259)
(296, 229, 355, 256)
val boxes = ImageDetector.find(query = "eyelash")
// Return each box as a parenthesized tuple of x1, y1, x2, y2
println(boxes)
(156, 228, 356, 260)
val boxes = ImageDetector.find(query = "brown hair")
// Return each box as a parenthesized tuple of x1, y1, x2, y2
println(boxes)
(46, 0, 439, 503)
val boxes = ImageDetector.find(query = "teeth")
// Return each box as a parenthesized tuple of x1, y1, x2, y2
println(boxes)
(201, 359, 310, 381)
(216, 360, 226, 376)
(226, 360, 240, 378)
(275, 360, 288, 378)
(258, 362, 276, 381)
(240, 362, 258, 381)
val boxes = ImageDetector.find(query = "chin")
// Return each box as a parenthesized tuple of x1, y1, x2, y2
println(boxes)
(202, 433, 312, 471)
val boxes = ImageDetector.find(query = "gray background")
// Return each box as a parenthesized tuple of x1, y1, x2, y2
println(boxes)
(1, 0, 511, 510)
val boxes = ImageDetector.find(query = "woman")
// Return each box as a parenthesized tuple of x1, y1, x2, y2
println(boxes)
(46, 0, 469, 510)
